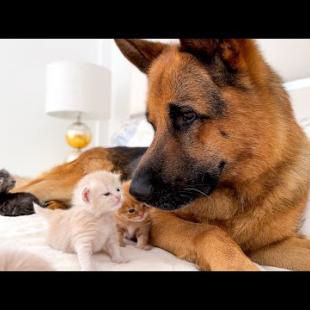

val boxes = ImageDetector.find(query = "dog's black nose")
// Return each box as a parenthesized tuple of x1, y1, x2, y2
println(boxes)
(129, 174, 153, 203)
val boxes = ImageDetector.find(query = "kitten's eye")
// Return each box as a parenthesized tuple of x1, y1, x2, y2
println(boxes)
(104, 192, 111, 196)
(128, 209, 135, 214)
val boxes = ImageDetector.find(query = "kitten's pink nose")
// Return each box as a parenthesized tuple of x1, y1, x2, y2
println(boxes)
(114, 195, 121, 204)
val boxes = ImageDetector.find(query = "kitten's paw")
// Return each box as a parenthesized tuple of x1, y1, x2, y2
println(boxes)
(137, 244, 152, 251)
(112, 256, 129, 264)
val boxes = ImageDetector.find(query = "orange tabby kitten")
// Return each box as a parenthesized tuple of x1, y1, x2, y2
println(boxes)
(115, 181, 152, 250)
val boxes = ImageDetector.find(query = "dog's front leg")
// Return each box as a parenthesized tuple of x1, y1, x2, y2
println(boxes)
(249, 236, 310, 271)
(150, 210, 259, 271)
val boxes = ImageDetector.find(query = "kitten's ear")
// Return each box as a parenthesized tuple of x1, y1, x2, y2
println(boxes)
(82, 187, 90, 203)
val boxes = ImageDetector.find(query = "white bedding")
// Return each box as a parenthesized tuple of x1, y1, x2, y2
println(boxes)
(0, 213, 290, 271)
(0, 214, 198, 271)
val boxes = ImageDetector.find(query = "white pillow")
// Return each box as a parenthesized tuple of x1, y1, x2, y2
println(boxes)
(111, 118, 154, 147)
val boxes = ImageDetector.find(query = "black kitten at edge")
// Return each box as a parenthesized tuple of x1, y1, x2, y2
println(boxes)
(0, 169, 43, 216)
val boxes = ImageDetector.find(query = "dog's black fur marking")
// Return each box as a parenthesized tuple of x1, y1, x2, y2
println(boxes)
(220, 130, 229, 138)
(179, 47, 249, 91)
(107, 147, 147, 181)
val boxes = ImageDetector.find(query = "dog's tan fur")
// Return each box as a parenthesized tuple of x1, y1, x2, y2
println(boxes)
(15, 148, 114, 205)
(17, 39, 310, 271)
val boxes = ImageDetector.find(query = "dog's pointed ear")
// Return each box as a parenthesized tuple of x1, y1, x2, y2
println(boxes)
(115, 39, 167, 73)
(180, 39, 252, 71)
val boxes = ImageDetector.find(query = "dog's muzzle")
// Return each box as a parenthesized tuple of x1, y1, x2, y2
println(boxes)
(129, 161, 225, 211)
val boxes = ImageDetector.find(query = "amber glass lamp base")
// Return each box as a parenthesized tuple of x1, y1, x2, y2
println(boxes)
(65, 118, 92, 162)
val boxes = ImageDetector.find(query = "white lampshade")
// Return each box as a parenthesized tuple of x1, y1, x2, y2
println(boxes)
(46, 61, 111, 120)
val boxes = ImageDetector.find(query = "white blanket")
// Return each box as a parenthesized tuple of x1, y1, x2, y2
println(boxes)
(0, 214, 198, 271)
(0, 213, 289, 271)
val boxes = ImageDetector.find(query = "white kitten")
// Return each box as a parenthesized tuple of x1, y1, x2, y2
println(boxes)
(34, 170, 128, 271)
(0, 247, 53, 271)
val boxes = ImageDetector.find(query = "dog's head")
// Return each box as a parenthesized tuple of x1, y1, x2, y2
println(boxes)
(115, 39, 289, 210)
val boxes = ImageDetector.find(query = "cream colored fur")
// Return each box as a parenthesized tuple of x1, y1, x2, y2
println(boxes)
(0, 247, 53, 271)
(34, 170, 128, 271)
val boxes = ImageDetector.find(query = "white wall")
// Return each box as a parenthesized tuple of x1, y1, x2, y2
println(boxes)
(107, 41, 133, 141)
(0, 39, 112, 177)
(0, 39, 143, 178)
(285, 80, 310, 122)
(257, 39, 310, 82)
(97, 40, 138, 144)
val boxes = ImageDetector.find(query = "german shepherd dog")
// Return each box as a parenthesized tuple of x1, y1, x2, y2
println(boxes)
(16, 39, 310, 271)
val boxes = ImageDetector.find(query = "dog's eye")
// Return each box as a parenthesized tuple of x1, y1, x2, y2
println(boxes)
(182, 111, 197, 124)
(128, 208, 135, 214)
(116, 188, 120, 192)
(104, 192, 111, 196)
(170, 104, 198, 130)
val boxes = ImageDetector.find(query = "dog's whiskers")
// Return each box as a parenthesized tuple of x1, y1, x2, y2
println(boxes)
(183, 187, 209, 197)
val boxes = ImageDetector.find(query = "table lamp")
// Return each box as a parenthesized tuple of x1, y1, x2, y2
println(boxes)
(46, 61, 111, 162)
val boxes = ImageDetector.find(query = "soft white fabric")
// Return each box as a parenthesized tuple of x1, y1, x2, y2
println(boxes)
(0, 214, 198, 271)
(0, 212, 294, 271)
(111, 118, 154, 147)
